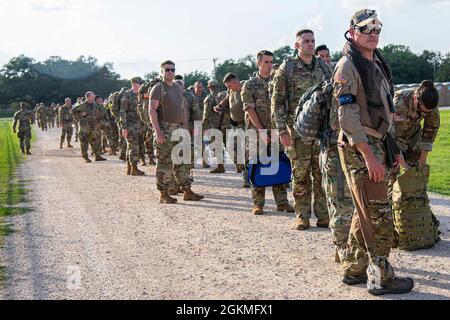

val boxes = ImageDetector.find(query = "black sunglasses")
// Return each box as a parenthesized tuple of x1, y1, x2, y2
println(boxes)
(164, 68, 176, 73)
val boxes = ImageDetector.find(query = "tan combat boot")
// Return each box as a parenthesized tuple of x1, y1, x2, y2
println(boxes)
(252, 205, 264, 215)
(127, 164, 132, 176)
(295, 218, 310, 230)
(210, 164, 225, 174)
(95, 155, 107, 162)
(203, 160, 210, 168)
(131, 163, 145, 176)
(149, 157, 156, 166)
(317, 217, 330, 228)
(183, 187, 204, 201)
(167, 186, 179, 196)
(67, 143, 74, 148)
(159, 191, 178, 204)
(277, 204, 295, 213)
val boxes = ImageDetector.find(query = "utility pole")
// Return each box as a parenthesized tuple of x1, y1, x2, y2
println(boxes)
(213, 58, 218, 80)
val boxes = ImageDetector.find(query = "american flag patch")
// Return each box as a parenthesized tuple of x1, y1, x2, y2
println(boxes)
(334, 73, 348, 85)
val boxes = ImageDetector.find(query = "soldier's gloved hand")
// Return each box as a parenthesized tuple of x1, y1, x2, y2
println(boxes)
(213, 106, 222, 113)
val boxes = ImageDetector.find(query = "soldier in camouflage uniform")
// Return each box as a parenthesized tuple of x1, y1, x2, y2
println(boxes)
(242, 50, 295, 215)
(58, 98, 74, 149)
(149, 60, 204, 204)
(13, 102, 35, 155)
(271, 29, 330, 230)
(167, 79, 203, 195)
(35, 103, 48, 131)
(215, 73, 250, 188)
(203, 80, 229, 172)
(48, 103, 56, 129)
(193, 81, 209, 168)
(334, 9, 414, 295)
(71, 91, 107, 163)
(392, 82, 440, 170)
(389, 81, 441, 245)
(137, 80, 157, 166)
(120, 77, 146, 176)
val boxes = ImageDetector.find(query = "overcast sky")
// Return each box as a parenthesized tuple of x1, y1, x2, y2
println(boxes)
(1, 0, 449, 79)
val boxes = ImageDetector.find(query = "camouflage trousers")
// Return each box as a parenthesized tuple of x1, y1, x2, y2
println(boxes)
(320, 144, 354, 263)
(144, 125, 155, 160)
(38, 118, 48, 131)
(338, 135, 394, 279)
(125, 125, 143, 165)
(60, 124, 73, 145)
(17, 129, 31, 151)
(286, 128, 327, 220)
(101, 122, 118, 151)
(156, 122, 191, 191)
(117, 122, 127, 158)
(79, 126, 101, 158)
(74, 123, 79, 141)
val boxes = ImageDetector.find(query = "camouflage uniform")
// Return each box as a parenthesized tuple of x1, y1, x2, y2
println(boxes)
(320, 103, 354, 262)
(242, 72, 289, 207)
(120, 89, 143, 166)
(334, 52, 397, 282)
(58, 103, 74, 146)
(218, 86, 248, 174)
(137, 94, 156, 163)
(392, 88, 440, 167)
(71, 102, 103, 159)
(389, 88, 441, 247)
(13, 106, 35, 153)
(271, 56, 329, 220)
(151, 82, 192, 192)
(35, 104, 48, 131)
(203, 89, 230, 162)
(49, 104, 56, 129)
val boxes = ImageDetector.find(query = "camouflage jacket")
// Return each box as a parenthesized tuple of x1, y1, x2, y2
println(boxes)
(120, 89, 142, 130)
(35, 106, 48, 120)
(393, 88, 440, 152)
(241, 72, 272, 130)
(13, 110, 35, 132)
(193, 91, 208, 116)
(203, 90, 229, 130)
(71, 102, 104, 130)
(271, 56, 330, 131)
(58, 104, 74, 127)
(184, 90, 202, 131)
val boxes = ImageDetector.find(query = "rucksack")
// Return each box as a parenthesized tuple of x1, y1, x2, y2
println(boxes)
(109, 87, 128, 118)
(293, 80, 334, 143)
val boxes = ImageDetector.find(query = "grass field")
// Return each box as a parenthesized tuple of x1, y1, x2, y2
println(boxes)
(0, 119, 33, 283)
(428, 110, 450, 196)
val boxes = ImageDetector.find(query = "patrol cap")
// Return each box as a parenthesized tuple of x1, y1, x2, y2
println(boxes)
(208, 79, 219, 87)
(350, 9, 383, 28)
(131, 77, 144, 85)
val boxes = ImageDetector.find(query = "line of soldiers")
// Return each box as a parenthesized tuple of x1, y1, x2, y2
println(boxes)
(12, 8, 442, 297)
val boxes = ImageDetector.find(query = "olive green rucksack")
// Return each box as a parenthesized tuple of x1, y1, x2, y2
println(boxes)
(392, 165, 441, 251)
(109, 87, 128, 119)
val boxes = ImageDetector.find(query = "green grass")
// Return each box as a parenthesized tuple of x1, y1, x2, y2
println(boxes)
(428, 110, 450, 196)
(0, 119, 33, 284)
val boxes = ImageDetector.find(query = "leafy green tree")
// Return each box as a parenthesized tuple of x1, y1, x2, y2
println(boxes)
(183, 71, 210, 89)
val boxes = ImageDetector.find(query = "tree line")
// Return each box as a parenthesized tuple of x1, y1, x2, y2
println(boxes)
(1, 44, 449, 116)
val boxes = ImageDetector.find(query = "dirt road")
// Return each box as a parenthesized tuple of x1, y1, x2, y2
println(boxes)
(1, 127, 449, 300)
